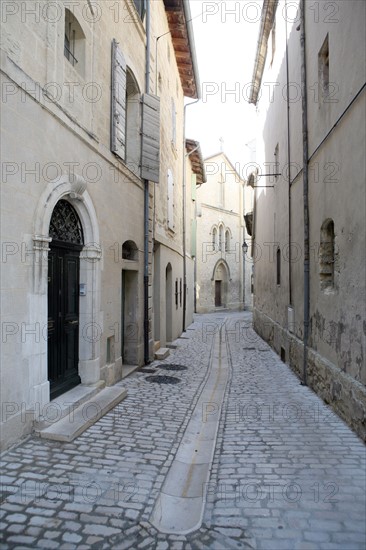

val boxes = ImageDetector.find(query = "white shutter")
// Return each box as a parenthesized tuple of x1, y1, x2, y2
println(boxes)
(111, 39, 127, 160)
(141, 93, 160, 183)
(167, 169, 174, 230)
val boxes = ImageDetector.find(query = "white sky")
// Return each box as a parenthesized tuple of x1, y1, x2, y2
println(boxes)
(185, 0, 262, 167)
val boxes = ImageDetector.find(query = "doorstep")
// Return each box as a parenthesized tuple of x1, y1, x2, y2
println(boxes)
(36, 385, 127, 442)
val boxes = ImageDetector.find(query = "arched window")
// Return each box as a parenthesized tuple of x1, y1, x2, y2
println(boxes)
(219, 226, 224, 251)
(225, 230, 230, 252)
(122, 240, 138, 261)
(212, 227, 217, 251)
(320, 219, 335, 290)
(64, 9, 86, 76)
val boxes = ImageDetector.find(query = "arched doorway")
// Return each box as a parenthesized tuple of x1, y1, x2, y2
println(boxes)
(48, 200, 84, 398)
(166, 263, 172, 342)
(213, 261, 229, 308)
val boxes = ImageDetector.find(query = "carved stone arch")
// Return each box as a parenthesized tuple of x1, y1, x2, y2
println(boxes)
(31, 174, 102, 404)
(211, 259, 231, 281)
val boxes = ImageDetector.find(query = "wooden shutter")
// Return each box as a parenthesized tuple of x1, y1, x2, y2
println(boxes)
(111, 39, 127, 160)
(141, 93, 160, 183)
(167, 169, 174, 230)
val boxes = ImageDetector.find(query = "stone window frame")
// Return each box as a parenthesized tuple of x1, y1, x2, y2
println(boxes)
(64, 8, 86, 77)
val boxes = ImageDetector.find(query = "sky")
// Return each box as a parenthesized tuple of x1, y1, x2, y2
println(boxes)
(185, 0, 262, 168)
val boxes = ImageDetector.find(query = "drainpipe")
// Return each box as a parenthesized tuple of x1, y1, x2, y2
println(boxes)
(242, 181, 246, 309)
(182, 100, 199, 333)
(300, 0, 310, 385)
(143, 0, 151, 364)
(285, 0, 292, 306)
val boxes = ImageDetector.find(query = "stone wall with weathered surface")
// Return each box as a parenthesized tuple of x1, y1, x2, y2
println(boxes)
(254, 308, 366, 441)
(251, 0, 365, 437)
(0, 0, 196, 450)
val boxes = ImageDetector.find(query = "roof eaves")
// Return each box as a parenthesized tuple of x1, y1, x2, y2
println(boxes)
(249, 0, 279, 105)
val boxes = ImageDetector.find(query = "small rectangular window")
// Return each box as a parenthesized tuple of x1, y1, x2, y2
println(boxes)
(276, 247, 281, 285)
(179, 278, 182, 307)
(319, 35, 329, 100)
(175, 279, 178, 309)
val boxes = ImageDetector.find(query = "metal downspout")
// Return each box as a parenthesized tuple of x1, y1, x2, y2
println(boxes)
(182, 100, 200, 333)
(143, 0, 151, 364)
(285, 0, 292, 306)
(300, 0, 310, 385)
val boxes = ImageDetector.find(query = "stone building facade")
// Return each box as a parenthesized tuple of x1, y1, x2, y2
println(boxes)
(195, 153, 253, 313)
(0, 0, 200, 450)
(249, 0, 366, 438)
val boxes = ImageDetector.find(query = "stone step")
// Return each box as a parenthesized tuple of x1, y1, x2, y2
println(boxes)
(154, 347, 170, 360)
(166, 342, 178, 350)
(34, 382, 105, 430)
(37, 386, 127, 442)
(154, 340, 161, 352)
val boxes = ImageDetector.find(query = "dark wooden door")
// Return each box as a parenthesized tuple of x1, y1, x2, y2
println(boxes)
(48, 245, 81, 399)
(215, 280, 222, 307)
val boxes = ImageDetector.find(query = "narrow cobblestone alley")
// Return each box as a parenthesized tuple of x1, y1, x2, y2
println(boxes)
(1, 312, 365, 550)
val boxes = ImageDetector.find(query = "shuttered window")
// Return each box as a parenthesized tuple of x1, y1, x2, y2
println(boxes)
(111, 39, 127, 160)
(141, 94, 161, 183)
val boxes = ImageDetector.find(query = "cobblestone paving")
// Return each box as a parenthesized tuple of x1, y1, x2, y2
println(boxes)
(1, 312, 365, 549)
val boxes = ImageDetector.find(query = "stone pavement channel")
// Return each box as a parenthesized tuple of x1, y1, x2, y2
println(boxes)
(0, 311, 365, 549)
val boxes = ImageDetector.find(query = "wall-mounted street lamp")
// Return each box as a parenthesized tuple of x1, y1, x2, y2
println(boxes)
(242, 241, 248, 255)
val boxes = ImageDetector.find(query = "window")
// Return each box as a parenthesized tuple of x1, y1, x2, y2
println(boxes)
(175, 279, 179, 309)
(212, 227, 217, 251)
(112, 41, 160, 181)
(179, 278, 182, 307)
(64, 9, 85, 75)
(276, 247, 281, 285)
(319, 34, 329, 99)
(126, 70, 141, 173)
(167, 169, 174, 230)
(122, 240, 138, 261)
(219, 226, 224, 252)
(274, 143, 279, 181)
(132, 0, 146, 20)
(225, 230, 230, 252)
(320, 219, 335, 291)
